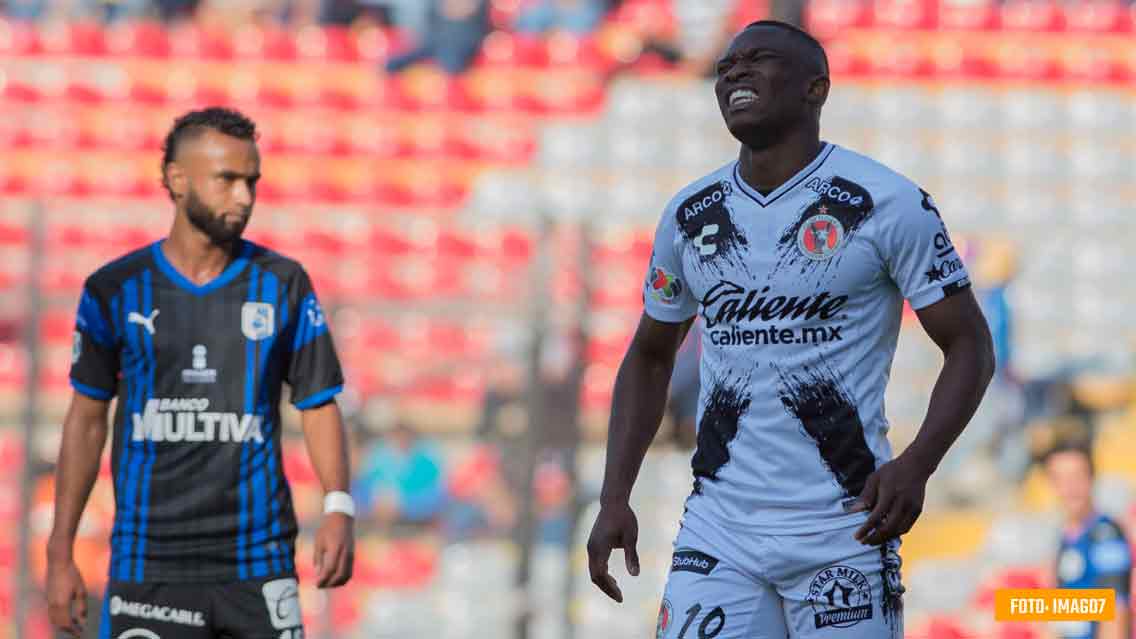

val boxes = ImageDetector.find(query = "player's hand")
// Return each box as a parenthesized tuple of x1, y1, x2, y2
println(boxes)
(586, 501, 640, 603)
(851, 453, 931, 546)
(46, 558, 87, 638)
(313, 512, 354, 588)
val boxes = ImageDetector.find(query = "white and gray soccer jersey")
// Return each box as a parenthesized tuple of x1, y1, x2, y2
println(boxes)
(643, 142, 971, 535)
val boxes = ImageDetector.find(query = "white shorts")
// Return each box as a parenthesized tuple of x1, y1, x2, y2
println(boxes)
(656, 518, 904, 639)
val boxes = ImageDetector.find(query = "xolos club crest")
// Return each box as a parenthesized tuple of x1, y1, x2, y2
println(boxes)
(797, 206, 844, 261)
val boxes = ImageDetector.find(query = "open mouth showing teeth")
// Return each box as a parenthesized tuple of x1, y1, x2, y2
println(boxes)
(729, 89, 758, 108)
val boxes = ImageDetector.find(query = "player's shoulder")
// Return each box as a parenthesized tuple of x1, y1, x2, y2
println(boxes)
(244, 239, 310, 284)
(1089, 514, 1129, 543)
(826, 144, 928, 214)
(661, 161, 737, 222)
(85, 242, 158, 291)
(831, 143, 926, 197)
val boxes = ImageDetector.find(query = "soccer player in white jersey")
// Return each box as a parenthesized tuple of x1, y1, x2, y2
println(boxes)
(586, 20, 996, 639)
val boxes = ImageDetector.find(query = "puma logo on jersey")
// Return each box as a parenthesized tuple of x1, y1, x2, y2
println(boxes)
(694, 224, 719, 256)
(127, 309, 159, 335)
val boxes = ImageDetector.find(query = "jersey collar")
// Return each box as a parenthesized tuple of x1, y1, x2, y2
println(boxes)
(152, 239, 254, 296)
(732, 142, 835, 208)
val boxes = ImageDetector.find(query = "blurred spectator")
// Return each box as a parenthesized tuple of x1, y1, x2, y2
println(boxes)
(4, 0, 50, 20)
(533, 456, 573, 545)
(639, 0, 737, 77)
(317, 0, 391, 25)
(442, 443, 518, 541)
(384, 0, 490, 75)
(353, 421, 446, 528)
(1043, 441, 1132, 639)
(514, 0, 607, 35)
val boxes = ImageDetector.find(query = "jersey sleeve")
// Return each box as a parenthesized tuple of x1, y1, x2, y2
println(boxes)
(642, 199, 698, 323)
(1091, 521, 1132, 602)
(284, 268, 344, 410)
(877, 185, 972, 310)
(69, 278, 119, 400)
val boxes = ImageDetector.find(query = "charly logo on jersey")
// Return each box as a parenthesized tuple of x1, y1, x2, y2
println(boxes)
(131, 398, 264, 443)
(262, 578, 303, 631)
(242, 302, 275, 341)
(796, 207, 844, 260)
(181, 344, 218, 384)
(647, 265, 684, 306)
(110, 596, 206, 628)
(127, 309, 159, 336)
(675, 180, 750, 274)
(808, 565, 873, 629)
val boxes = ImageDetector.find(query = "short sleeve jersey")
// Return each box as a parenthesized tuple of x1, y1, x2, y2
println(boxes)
(642, 143, 971, 534)
(70, 239, 344, 583)
(1054, 514, 1133, 639)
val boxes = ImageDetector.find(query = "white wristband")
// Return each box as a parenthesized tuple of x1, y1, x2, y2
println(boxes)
(323, 491, 355, 518)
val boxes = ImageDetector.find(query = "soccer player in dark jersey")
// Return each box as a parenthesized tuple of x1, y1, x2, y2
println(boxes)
(46, 107, 354, 639)
(1044, 442, 1132, 639)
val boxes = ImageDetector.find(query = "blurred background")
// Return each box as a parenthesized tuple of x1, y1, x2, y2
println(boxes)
(0, 0, 1133, 637)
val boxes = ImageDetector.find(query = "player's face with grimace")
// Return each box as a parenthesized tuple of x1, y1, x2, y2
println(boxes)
(166, 128, 260, 245)
(713, 26, 828, 149)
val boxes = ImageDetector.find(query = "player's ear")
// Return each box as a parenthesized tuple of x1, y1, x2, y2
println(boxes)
(164, 161, 187, 201)
(806, 75, 830, 108)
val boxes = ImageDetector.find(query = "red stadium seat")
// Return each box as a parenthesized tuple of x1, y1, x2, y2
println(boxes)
(105, 21, 170, 57)
(39, 21, 106, 56)
(1064, 0, 1131, 32)
(546, 33, 612, 72)
(232, 23, 297, 61)
(169, 23, 233, 60)
(806, 0, 873, 38)
(1061, 40, 1127, 82)
(992, 40, 1062, 79)
(1000, 0, 1066, 31)
(874, 0, 937, 29)
(296, 26, 358, 62)
(939, 0, 1000, 30)
(0, 19, 42, 56)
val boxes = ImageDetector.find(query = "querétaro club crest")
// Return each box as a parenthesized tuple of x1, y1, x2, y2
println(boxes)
(649, 266, 684, 306)
(797, 207, 845, 261)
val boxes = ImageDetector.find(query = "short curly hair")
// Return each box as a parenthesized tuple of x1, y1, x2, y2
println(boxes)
(160, 106, 259, 201)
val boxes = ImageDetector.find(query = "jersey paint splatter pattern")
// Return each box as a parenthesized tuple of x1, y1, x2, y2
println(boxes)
(643, 143, 971, 534)
(70, 240, 344, 583)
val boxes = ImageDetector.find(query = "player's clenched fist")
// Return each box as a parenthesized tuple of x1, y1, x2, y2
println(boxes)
(586, 501, 641, 603)
(46, 558, 87, 638)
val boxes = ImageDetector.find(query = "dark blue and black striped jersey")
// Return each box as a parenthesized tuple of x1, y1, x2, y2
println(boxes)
(1054, 513, 1132, 639)
(69, 239, 344, 583)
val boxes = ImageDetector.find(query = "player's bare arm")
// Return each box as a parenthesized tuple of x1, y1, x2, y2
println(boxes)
(854, 289, 995, 545)
(587, 313, 694, 603)
(46, 393, 111, 637)
(300, 399, 355, 588)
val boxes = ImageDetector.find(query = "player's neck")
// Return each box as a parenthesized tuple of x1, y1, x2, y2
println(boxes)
(163, 219, 241, 286)
(737, 130, 823, 196)
(1064, 505, 1096, 535)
